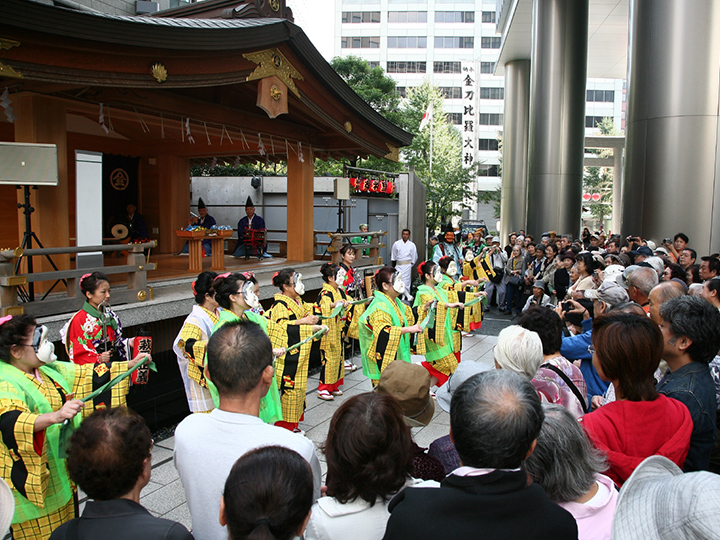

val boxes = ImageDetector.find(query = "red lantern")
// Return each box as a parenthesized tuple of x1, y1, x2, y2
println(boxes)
(360, 178, 369, 192)
(386, 181, 395, 194)
(378, 180, 386, 193)
(350, 177, 357, 188)
(582, 193, 591, 201)
(369, 179, 378, 192)
(591, 193, 601, 202)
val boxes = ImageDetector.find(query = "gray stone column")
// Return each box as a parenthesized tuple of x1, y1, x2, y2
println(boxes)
(623, 0, 720, 254)
(500, 60, 531, 241)
(526, 0, 588, 237)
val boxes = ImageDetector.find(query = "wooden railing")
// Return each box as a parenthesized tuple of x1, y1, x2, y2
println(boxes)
(0, 241, 156, 317)
(322, 230, 387, 266)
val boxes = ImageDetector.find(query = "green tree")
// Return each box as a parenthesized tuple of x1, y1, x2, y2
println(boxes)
(403, 82, 478, 235)
(315, 56, 406, 175)
(583, 117, 620, 226)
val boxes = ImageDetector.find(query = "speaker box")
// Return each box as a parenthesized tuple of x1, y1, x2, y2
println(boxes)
(0, 142, 58, 186)
(334, 177, 350, 200)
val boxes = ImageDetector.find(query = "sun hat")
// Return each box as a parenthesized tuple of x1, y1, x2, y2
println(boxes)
(616, 265, 640, 289)
(585, 280, 629, 306)
(612, 455, 720, 540)
(376, 361, 435, 427)
(435, 361, 491, 413)
(602, 264, 625, 282)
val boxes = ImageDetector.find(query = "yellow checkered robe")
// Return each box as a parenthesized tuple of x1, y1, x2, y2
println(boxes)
(266, 294, 317, 423)
(362, 296, 415, 386)
(0, 361, 130, 540)
(317, 283, 347, 386)
(173, 305, 218, 413)
(414, 288, 459, 378)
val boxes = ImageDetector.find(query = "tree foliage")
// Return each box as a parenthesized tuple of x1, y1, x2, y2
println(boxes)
(403, 83, 478, 234)
(318, 59, 478, 235)
(583, 117, 620, 225)
(316, 56, 407, 175)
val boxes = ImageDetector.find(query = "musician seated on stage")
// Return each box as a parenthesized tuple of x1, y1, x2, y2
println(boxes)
(125, 203, 148, 241)
(232, 196, 272, 260)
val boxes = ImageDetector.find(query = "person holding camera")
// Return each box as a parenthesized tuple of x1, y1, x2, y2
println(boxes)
(482, 237, 507, 311)
(522, 281, 552, 313)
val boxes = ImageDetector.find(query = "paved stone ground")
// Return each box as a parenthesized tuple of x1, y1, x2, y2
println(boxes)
(84, 314, 513, 530)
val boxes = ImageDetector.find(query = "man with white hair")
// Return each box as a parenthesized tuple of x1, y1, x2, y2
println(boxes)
(618, 266, 658, 313)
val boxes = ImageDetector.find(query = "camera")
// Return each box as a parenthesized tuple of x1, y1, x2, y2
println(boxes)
(663, 238, 671, 245)
(561, 301, 574, 312)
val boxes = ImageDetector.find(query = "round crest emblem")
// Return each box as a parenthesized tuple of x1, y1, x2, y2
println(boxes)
(110, 168, 129, 191)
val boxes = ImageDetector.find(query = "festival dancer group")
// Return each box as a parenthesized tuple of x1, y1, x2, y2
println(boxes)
(0, 245, 493, 539)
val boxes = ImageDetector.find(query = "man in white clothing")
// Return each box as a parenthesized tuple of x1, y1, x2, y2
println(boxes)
(174, 320, 321, 540)
(391, 229, 418, 302)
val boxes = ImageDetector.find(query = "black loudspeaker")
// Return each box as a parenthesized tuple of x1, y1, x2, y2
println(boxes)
(0, 142, 58, 186)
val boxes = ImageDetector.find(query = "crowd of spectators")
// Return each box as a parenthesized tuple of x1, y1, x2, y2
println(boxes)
(6, 229, 720, 540)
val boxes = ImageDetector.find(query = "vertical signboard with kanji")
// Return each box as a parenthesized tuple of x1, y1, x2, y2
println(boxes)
(461, 61, 478, 169)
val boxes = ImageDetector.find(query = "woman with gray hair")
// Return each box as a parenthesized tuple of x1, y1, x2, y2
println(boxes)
(525, 404, 617, 540)
(493, 325, 544, 377)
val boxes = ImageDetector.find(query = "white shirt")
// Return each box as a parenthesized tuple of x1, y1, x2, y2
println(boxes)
(305, 479, 436, 540)
(391, 239, 418, 264)
(174, 409, 321, 540)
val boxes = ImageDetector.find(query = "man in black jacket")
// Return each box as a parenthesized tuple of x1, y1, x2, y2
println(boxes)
(383, 370, 578, 540)
(50, 408, 193, 540)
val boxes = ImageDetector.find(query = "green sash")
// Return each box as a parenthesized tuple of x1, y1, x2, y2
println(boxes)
(82, 301, 118, 332)
(414, 285, 454, 362)
(210, 309, 283, 424)
(0, 361, 79, 523)
(358, 292, 410, 379)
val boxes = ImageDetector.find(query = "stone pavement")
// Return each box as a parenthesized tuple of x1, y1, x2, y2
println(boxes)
(82, 332, 500, 530)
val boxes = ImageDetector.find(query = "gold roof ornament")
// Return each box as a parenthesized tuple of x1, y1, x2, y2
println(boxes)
(385, 144, 400, 162)
(344, 121, 352, 133)
(0, 38, 20, 51)
(0, 61, 22, 78)
(151, 63, 168, 83)
(244, 48, 303, 98)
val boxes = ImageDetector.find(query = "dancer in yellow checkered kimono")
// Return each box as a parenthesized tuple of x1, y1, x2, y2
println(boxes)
(0, 314, 143, 540)
(414, 261, 466, 387)
(438, 256, 487, 357)
(359, 267, 422, 387)
(266, 268, 326, 432)
(173, 271, 219, 413)
(315, 263, 351, 401)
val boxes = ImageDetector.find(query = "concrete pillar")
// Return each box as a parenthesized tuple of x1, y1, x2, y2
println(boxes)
(612, 148, 623, 235)
(286, 146, 315, 262)
(526, 0, 588, 237)
(623, 0, 720, 254)
(14, 95, 70, 276)
(500, 59, 531, 241)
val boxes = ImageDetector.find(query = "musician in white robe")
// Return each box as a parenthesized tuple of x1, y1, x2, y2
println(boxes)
(391, 229, 418, 302)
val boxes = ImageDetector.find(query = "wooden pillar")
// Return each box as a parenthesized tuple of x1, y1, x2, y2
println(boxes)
(14, 95, 70, 275)
(286, 146, 315, 262)
(156, 155, 190, 254)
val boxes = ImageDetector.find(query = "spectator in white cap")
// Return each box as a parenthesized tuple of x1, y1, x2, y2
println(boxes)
(521, 280, 551, 313)
(612, 455, 720, 540)
(525, 404, 618, 540)
(429, 361, 491, 474)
